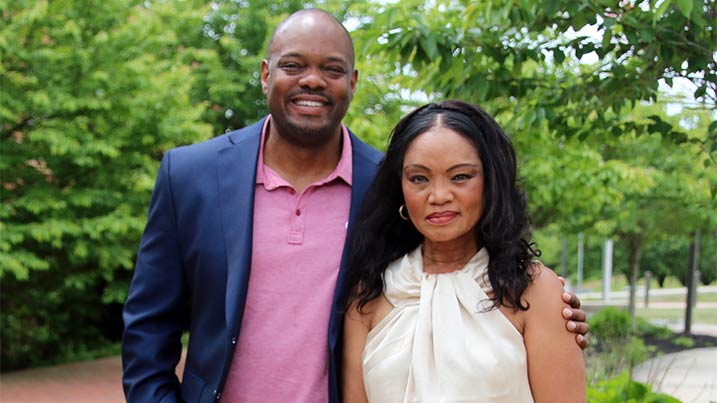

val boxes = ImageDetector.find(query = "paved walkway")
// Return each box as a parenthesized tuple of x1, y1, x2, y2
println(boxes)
(0, 355, 125, 402)
(0, 354, 186, 403)
(633, 347, 717, 403)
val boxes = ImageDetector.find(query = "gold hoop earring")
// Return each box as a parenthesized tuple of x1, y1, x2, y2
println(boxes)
(399, 204, 409, 221)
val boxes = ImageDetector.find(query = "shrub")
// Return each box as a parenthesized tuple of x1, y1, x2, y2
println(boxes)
(672, 336, 695, 349)
(0, 271, 125, 371)
(637, 317, 672, 340)
(589, 307, 632, 348)
(587, 372, 682, 402)
(585, 307, 659, 385)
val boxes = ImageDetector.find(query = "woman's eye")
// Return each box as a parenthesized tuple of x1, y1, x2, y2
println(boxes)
(452, 174, 473, 181)
(409, 175, 428, 184)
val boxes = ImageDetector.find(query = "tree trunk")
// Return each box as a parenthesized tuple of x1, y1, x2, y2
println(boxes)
(627, 234, 643, 331)
(685, 229, 700, 335)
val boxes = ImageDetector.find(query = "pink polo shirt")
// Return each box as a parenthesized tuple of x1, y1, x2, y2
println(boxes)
(221, 118, 352, 403)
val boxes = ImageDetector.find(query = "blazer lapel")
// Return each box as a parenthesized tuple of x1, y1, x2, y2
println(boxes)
(216, 118, 265, 335)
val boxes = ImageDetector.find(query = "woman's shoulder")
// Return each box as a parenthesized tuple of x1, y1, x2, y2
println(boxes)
(523, 262, 565, 307)
(347, 293, 394, 331)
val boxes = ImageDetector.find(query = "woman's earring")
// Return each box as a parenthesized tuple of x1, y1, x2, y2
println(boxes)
(399, 204, 409, 221)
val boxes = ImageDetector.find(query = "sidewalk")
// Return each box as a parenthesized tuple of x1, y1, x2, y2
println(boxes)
(633, 347, 717, 403)
(0, 356, 124, 403)
(0, 354, 186, 403)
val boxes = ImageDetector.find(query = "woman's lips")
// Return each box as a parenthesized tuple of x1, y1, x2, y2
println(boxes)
(426, 211, 458, 224)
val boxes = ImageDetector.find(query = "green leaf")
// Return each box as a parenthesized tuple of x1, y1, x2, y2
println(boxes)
(694, 85, 707, 99)
(419, 35, 438, 60)
(638, 28, 655, 42)
(676, 0, 693, 18)
(601, 28, 613, 50)
(554, 48, 565, 63)
(655, 0, 673, 21)
(708, 120, 717, 135)
(545, 0, 560, 16)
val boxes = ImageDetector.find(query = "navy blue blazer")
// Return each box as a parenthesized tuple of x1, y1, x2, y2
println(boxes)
(122, 117, 383, 403)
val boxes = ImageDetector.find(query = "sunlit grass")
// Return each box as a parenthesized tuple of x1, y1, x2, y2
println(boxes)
(647, 292, 717, 303)
(578, 275, 717, 306)
(582, 292, 717, 304)
(636, 308, 717, 325)
(580, 276, 688, 292)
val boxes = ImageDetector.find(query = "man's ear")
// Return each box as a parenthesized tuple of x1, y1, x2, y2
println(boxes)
(350, 69, 358, 96)
(260, 59, 270, 95)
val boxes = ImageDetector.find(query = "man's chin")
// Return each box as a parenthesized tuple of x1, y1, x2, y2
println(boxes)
(288, 119, 335, 137)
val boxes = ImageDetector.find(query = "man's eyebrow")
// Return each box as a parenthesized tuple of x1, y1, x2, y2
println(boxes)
(277, 52, 349, 65)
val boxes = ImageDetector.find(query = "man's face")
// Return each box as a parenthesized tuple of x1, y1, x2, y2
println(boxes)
(261, 13, 357, 148)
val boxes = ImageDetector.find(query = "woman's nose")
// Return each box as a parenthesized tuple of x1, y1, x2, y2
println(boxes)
(428, 182, 453, 204)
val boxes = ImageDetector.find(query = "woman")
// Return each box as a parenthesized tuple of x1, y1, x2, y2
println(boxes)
(343, 100, 586, 403)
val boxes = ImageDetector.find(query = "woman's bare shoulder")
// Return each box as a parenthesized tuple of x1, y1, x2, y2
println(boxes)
(524, 262, 565, 307)
(346, 293, 394, 330)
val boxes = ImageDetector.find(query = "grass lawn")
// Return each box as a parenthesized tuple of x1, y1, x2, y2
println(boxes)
(636, 307, 717, 325)
(582, 291, 717, 304)
(580, 276, 687, 292)
(646, 292, 717, 303)
(579, 275, 716, 304)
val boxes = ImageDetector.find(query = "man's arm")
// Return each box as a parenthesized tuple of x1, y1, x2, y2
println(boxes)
(559, 277, 590, 349)
(122, 152, 187, 403)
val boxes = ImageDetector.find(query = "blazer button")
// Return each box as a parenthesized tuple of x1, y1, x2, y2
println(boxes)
(231, 337, 237, 345)
(214, 390, 222, 400)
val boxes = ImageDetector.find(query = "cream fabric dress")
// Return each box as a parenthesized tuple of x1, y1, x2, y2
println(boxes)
(362, 246, 534, 403)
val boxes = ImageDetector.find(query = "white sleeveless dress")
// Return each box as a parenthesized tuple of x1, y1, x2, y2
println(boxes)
(361, 246, 534, 403)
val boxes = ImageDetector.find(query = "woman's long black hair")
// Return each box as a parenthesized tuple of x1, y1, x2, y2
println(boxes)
(347, 100, 539, 312)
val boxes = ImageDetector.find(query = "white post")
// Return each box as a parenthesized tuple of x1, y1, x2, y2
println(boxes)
(602, 238, 613, 304)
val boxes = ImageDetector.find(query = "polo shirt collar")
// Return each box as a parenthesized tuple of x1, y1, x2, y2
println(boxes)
(256, 116, 353, 190)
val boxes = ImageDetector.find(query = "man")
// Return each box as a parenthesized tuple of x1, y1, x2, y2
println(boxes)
(122, 9, 588, 403)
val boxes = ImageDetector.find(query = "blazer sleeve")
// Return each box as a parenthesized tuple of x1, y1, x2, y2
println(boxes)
(122, 151, 187, 403)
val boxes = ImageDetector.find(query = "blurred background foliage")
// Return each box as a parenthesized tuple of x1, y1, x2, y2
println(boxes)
(1, 0, 715, 372)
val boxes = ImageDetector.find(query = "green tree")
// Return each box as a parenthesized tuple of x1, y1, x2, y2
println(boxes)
(603, 103, 716, 319)
(354, 0, 717, 298)
(0, 0, 215, 370)
(0, 0, 406, 370)
(356, 0, 716, 145)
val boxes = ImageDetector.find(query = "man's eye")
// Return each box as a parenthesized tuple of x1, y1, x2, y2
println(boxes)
(325, 66, 345, 74)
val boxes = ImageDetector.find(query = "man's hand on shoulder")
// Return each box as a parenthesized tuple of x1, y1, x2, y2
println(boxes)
(558, 277, 589, 350)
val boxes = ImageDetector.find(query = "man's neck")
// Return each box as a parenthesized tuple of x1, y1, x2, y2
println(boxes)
(263, 126, 343, 193)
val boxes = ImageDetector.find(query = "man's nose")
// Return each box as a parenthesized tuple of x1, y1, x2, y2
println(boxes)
(298, 67, 327, 89)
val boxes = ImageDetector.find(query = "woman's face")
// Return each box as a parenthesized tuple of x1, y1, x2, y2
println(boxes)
(401, 125, 484, 247)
